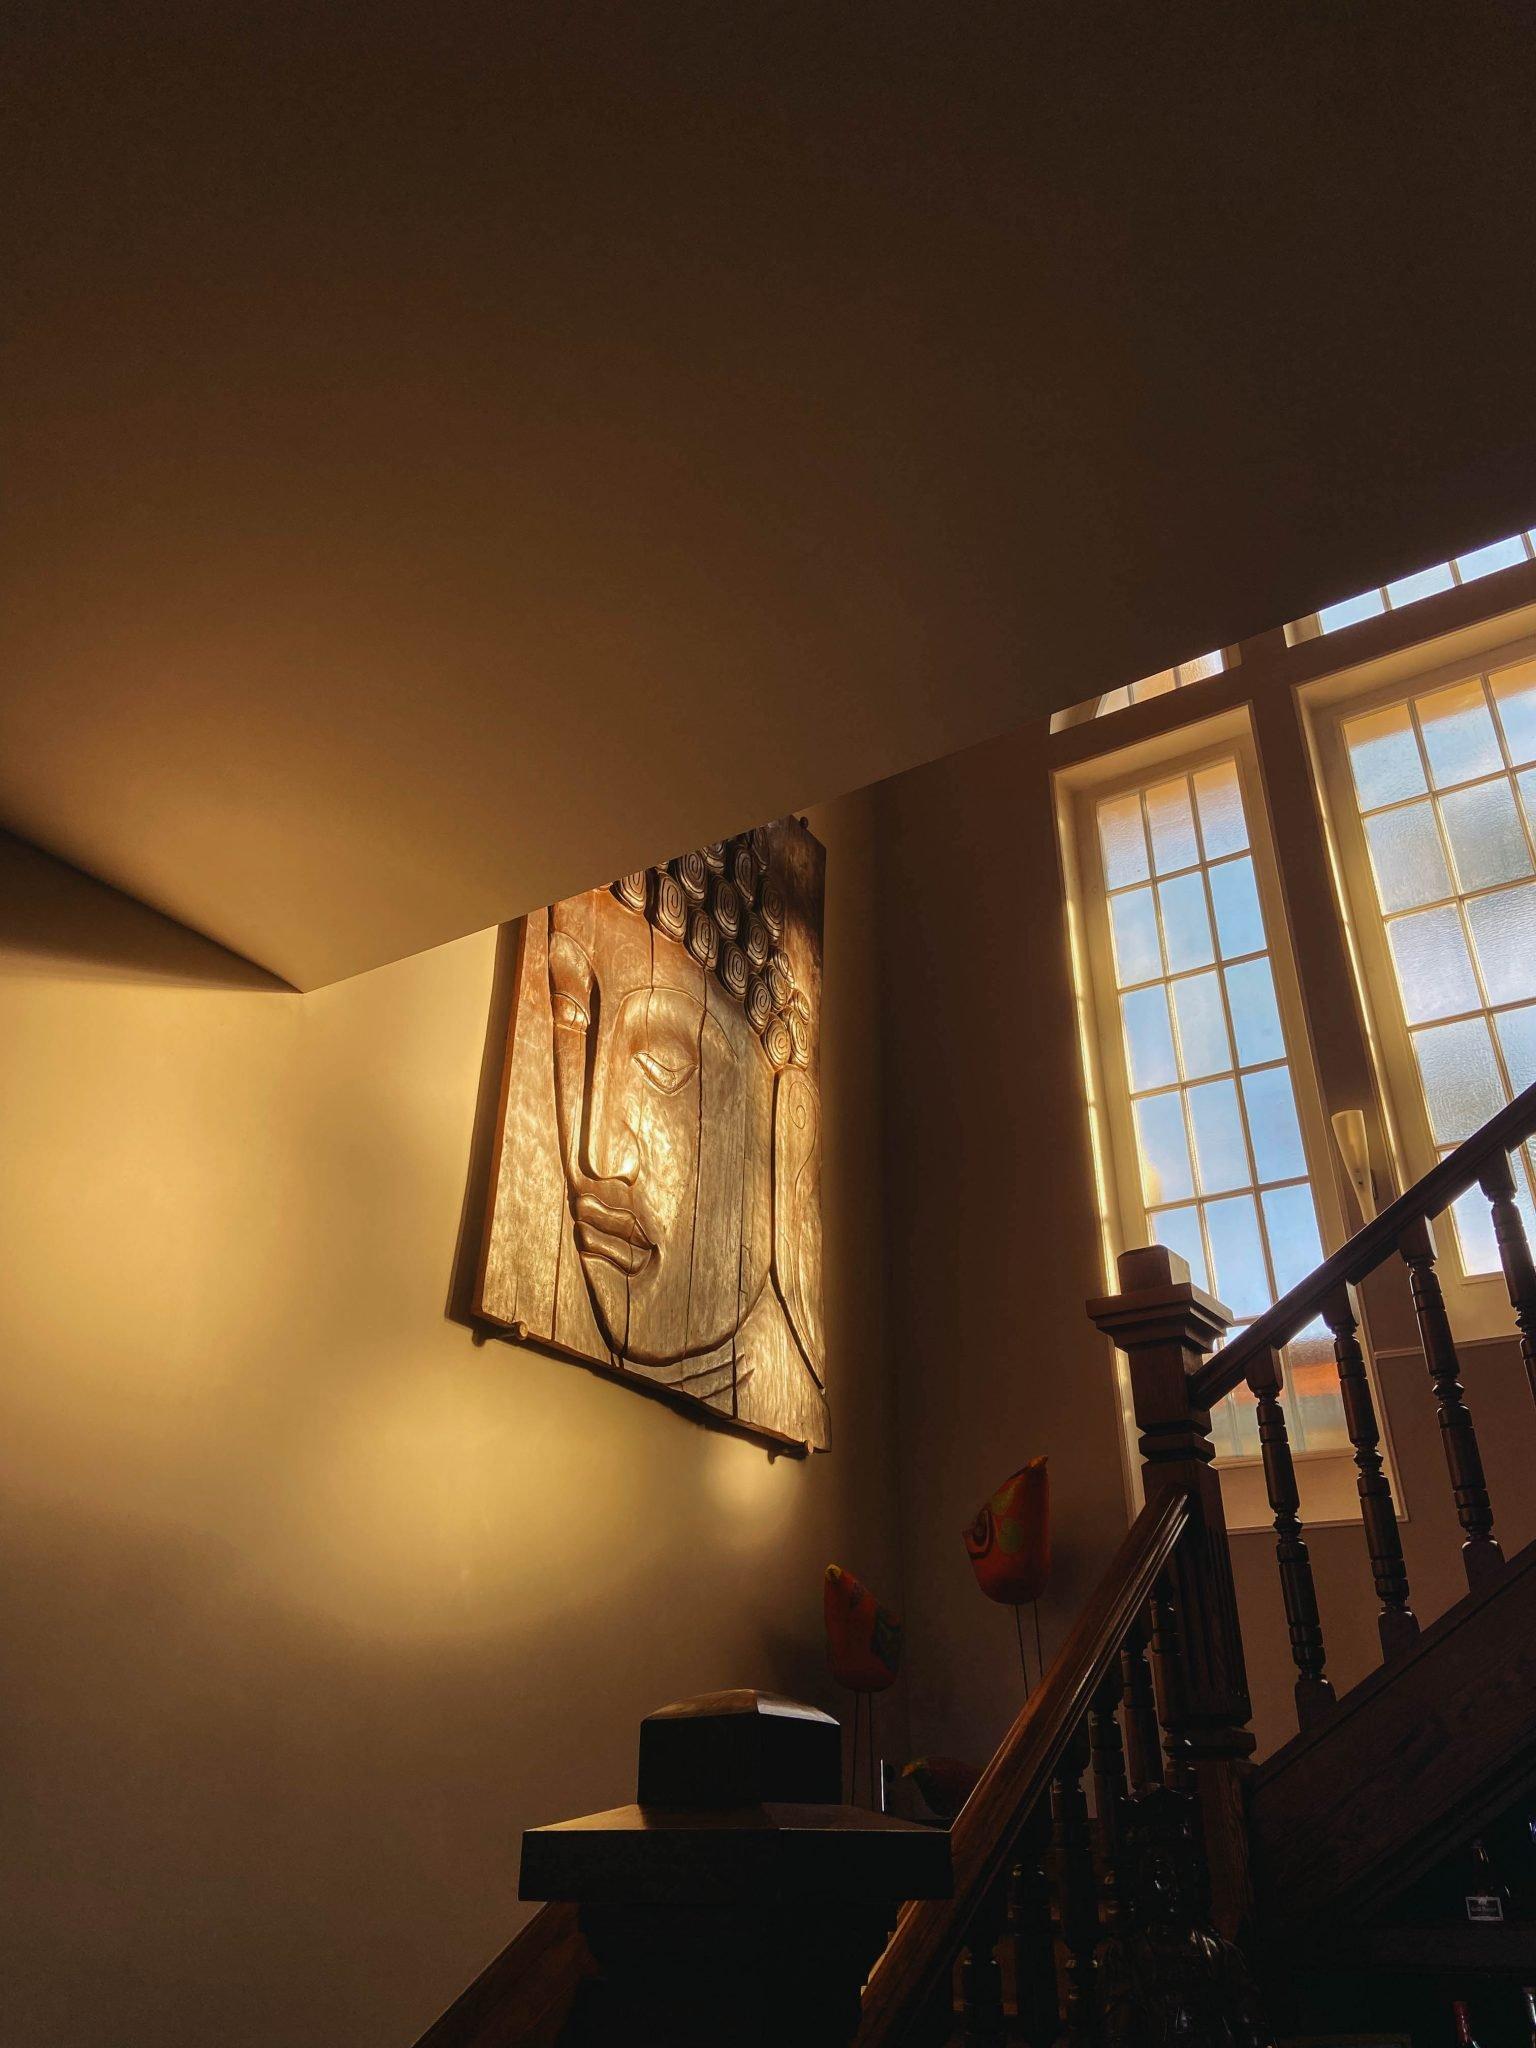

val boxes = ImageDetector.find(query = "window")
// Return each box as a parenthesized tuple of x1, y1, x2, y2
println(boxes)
(1290, 529, 1536, 641)
(1073, 735, 1348, 1465)
(1326, 656, 1536, 1286)
(1051, 649, 1232, 732)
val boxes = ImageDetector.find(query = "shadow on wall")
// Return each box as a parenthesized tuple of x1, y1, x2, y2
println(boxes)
(0, 829, 289, 991)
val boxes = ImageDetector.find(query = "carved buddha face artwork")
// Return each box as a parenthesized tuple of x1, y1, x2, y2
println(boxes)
(476, 820, 827, 1450)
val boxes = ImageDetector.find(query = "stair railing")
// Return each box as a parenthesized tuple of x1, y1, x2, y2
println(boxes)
(1098, 1078, 1536, 1740)
(856, 1482, 1268, 2046)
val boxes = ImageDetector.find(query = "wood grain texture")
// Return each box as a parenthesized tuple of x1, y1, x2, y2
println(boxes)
(1249, 1535, 1536, 1923)
(410, 1902, 591, 2048)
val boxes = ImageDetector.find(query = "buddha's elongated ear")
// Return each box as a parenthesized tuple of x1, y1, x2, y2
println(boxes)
(771, 1064, 825, 1385)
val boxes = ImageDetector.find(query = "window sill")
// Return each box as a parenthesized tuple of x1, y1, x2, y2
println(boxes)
(1217, 1449, 1368, 1532)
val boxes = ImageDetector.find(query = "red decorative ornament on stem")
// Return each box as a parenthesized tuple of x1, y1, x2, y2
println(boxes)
(963, 1456, 1051, 1693)
(823, 1564, 902, 1805)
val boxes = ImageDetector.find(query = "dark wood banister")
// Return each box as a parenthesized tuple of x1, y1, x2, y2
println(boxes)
(854, 1484, 1192, 2045)
(1191, 1076, 1536, 1412)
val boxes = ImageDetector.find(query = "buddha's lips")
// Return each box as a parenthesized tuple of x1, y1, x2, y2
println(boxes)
(575, 1195, 654, 1274)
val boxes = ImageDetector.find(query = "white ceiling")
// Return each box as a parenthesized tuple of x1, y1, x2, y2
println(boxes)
(4, 5, 1535, 986)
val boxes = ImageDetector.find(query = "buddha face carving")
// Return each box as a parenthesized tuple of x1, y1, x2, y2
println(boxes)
(547, 887, 774, 1365)
(476, 818, 827, 1449)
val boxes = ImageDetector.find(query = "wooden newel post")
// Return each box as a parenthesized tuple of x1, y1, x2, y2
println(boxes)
(1088, 1245, 1257, 1937)
(519, 1690, 952, 2048)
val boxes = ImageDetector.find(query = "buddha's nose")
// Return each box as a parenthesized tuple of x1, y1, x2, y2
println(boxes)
(583, 1044, 641, 1184)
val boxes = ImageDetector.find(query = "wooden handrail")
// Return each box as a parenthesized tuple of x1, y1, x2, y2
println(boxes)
(855, 1484, 1192, 2045)
(1191, 1076, 1536, 1412)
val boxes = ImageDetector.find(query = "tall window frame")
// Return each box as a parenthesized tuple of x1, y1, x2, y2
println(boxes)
(1058, 706, 1377, 1530)
(1308, 623, 1536, 1341)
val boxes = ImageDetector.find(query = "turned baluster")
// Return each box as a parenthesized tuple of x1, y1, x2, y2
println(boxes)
(1088, 1665, 1130, 1943)
(1005, 1822, 1058, 2048)
(1118, 1611, 1163, 1796)
(1479, 1149, 1536, 1408)
(1320, 1283, 1418, 1658)
(959, 1870, 1008, 2048)
(1047, 1722, 1101, 2047)
(1400, 1215, 1505, 1589)
(1245, 1344, 1335, 1730)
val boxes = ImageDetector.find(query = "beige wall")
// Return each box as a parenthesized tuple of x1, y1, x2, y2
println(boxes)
(0, 796, 905, 2048)
(876, 689, 1536, 1774)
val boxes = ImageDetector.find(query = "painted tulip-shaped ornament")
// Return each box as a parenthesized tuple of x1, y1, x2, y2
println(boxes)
(964, 1456, 1051, 1692)
(824, 1564, 902, 1805)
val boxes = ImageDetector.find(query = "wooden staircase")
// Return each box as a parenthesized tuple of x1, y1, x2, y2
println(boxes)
(413, 1078, 1536, 2046)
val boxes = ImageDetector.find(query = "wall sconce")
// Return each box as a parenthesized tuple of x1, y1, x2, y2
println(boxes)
(1330, 1109, 1376, 1224)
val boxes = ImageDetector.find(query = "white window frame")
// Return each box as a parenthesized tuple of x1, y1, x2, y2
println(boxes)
(1305, 617, 1536, 1344)
(1057, 705, 1390, 1531)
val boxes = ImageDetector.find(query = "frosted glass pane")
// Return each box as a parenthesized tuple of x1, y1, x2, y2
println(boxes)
(1096, 685, 1132, 718)
(1213, 1382, 1263, 1459)
(1491, 658, 1536, 767)
(1417, 677, 1503, 789)
(1122, 985, 1178, 1091)
(1209, 856, 1266, 958)
(1386, 904, 1480, 1023)
(1466, 885, 1536, 1005)
(1386, 561, 1455, 608)
(1262, 1184, 1325, 1297)
(1225, 957, 1286, 1066)
(1188, 1078, 1249, 1195)
(1134, 1092, 1194, 1207)
(1158, 871, 1215, 972)
(1364, 801, 1452, 912)
(1099, 792, 1150, 888)
(1320, 588, 1387, 634)
(1110, 886, 1163, 986)
(1172, 971, 1233, 1080)
(1242, 1066, 1306, 1183)
(1205, 1195, 1271, 1320)
(1193, 759, 1248, 858)
(1345, 702, 1427, 809)
(1413, 1017, 1506, 1144)
(1131, 668, 1178, 703)
(1150, 1203, 1209, 1291)
(1145, 777, 1199, 873)
(1440, 781, 1534, 892)
(1520, 769, 1536, 842)
(1448, 1181, 1501, 1277)
(1178, 649, 1226, 686)
(1495, 1004, 1536, 1093)
(1457, 534, 1530, 583)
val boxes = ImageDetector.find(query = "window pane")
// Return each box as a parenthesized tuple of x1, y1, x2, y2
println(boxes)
(1131, 668, 1177, 703)
(1520, 768, 1536, 843)
(1491, 658, 1536, 767)
(1193, 759, 1249, 858)
(1412, 1017, 1506, 1144)
(1150, 1202, 1209, 1291)
(1345, 702, 1428, 809)
(1496, 1004, 1536, 1093)
(1465, 885, 1536, 1006)
(1386, 561, 1455, 608)
(1209, 856, 1265, 958)
(1224, 957, 1286, 1066)
(1121, 985, 1178, 1091)
(1099, 792, 1150, 888)
(1110, 886, 1163, 986)
(1178, 649, 1226, 687)
(1158, 870, 1215, 973)
(1145, 777, 1200, 873)
(1285, 1321, 1350, 1453)
(1320, 588, 1387, 635)
(1447, 1180, 1507, 1278)
(1439, 780, 1534, 892)
(1134, 1093, 1194, 1207)
(1242, 1066, 1307, 1182)
(1205, 1195, 1270, 1320)
(1172, 971, 1233, 1080)
(1386, 904, 1480, 1023)
(1364, 801, 1452, 912)
(1262, 1184, 1326, 1296)
(1188, 1078, 1249, 1195)
(1456, 535, 1531, 583)
(1416, 677, 1504, 789)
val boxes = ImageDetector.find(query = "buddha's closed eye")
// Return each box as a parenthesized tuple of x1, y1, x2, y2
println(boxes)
(634, 1046, 698, 1094)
